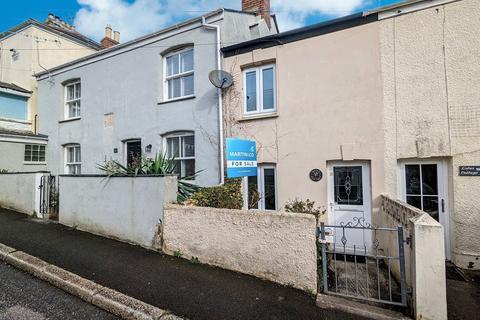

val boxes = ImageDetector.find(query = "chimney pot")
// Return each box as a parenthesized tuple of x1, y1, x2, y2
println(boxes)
(113, 31, 120, 42)
(105, 25, 113, 38)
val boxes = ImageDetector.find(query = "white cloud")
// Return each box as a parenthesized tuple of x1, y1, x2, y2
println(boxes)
(272, 0, 365, 31)
(74, 0, 365, 42)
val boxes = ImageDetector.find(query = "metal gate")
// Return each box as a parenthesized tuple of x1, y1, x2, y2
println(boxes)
(39, 175, 59, 219)
(318, 219, 407, 307)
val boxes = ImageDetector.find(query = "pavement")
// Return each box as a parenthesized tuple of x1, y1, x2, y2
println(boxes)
(0, 208, 368, 320)
(446, 262, 480, 320)
(0, 262, 118, 320)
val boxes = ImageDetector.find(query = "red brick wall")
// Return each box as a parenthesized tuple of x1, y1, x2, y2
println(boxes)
(242, 0, 271, 29)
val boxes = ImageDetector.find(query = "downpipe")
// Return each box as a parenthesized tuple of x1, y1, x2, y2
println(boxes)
(202, 15, 225, 185)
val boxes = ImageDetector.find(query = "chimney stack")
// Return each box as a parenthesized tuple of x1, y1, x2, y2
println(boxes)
(242, 0, 271, 29)
(101, 25, 120, 49)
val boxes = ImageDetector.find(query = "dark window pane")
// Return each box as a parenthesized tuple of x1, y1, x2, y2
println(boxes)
(167, 137, 179, 158)
(184, 159, 195, 177)
(334, 166, 363, 205)
(182, 74, 194, 96)
(168, 78, 181, 99)
(405, 165, 421, 195)
(406, 196, 421, 209)
(245, 71, 257, 112)
(423, 196, 439, 221)
(421, 164, 438, 195)
(263, 168, 276, 210)
(181, 49, 193, 72)
(172, 160, 181, 175)
(262, 67, 274, 110)
(166, 54, 179, 76)
(248, 175, 258, 209)
(182, 135, 195, 157)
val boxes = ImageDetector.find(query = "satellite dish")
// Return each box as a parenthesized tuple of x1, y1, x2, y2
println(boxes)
(209, 70, 234, 89)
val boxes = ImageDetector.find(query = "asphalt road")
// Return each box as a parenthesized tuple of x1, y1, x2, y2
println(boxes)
(0, 262, 118, 320)
(0, 208, 368, 320)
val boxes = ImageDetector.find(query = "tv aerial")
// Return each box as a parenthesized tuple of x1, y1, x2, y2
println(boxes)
(209, 70, 234, 89)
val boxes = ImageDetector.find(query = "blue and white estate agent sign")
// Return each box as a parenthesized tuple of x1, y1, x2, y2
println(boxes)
(226, 138, 257, 178)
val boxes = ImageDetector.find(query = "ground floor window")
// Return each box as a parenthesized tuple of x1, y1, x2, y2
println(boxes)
(165, 132, 195, 177)
(247, 165, 277, 210)
(24, 144, 46, 163)
(65, 144, 81, 174)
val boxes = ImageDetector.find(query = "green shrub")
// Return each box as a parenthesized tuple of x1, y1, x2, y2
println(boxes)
(190, 178, 243, 209)
(284, 198, 326, 220)
(97, 153, 200, 202)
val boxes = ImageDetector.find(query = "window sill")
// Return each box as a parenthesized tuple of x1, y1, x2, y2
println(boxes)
(23, 162, 46, 165)
(59, 117, 81, 123)
(237, 112, 278, 122)
(158, 95, 195, 105)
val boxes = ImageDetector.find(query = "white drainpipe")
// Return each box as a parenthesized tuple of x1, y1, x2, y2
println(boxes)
(202, 15, 225, 185)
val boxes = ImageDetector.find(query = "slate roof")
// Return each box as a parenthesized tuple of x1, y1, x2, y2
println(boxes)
(0, 128, 48, 139)
(0, 81, 32, 94)
(0, 19, 101, 50)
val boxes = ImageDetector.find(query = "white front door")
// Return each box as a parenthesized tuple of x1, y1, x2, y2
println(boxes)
(398, 160, 450, 259)
(328, 162, 372, 251)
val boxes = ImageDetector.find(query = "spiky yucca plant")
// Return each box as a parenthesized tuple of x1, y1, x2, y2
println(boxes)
(97, 153, 200, 202)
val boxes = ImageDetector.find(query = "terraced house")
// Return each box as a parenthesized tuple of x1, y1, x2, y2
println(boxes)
(0, 14, 101, 171)
(36, 1, 277, 187)
(222, 0, 480, 270)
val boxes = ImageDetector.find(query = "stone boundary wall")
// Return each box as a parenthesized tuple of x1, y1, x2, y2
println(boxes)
(376, 194, 447, 320)
(59, 175, 177, 248)
(163, 204, 317, 293)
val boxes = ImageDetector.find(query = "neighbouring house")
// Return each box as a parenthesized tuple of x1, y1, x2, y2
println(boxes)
(222, 0, 480, 270)
(35, 1, 278, 187)
(0, 14, 101, 172)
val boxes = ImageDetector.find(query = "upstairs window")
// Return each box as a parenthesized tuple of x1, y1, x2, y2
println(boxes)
(24, 144, 46, 163)
(65, 81, 81, 119)
(164, 48, 194, 100)
(65, 144, 81, 174)
(165, 132, 195, 177)
(0, 92, 28, 121)
(243, 64, 276, 115)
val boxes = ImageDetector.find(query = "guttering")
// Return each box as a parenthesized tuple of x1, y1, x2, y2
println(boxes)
(202, 15, 225, 185)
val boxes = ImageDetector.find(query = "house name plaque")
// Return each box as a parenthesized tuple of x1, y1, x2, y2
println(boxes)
(459, 166, 480, 176)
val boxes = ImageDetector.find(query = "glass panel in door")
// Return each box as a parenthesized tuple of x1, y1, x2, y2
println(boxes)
(334, 166, 363, 205)
(404, 164, 439, 221)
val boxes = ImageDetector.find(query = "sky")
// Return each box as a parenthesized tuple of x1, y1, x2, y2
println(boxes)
(1, 0, 403, 42)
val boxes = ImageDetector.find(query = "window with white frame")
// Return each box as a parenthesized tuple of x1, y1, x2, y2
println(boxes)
(246, 165, 277, 210)
(243, 64, 276, 115)
(65, 81, 81, 119)
(165, 132, 195, 177)
(65, 144, 81, 174)
(24, 144, 46, 163)
(164, 48, 194, 100)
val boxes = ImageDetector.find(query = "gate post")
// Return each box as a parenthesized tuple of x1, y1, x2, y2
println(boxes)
(320, 223, 328, 293)
(397, 226, 407, 307)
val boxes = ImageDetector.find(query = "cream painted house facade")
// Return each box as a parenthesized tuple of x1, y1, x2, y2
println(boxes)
(0, 15, 100, 171)
(222, 0, 479, 269)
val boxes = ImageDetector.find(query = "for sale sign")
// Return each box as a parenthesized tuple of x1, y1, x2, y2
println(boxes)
(226, 138, 257, 178)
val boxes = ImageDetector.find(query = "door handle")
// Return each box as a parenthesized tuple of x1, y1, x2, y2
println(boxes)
(441, 199, 445, 213)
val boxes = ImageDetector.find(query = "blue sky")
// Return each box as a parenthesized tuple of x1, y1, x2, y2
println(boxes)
(1, 0, 403, 42)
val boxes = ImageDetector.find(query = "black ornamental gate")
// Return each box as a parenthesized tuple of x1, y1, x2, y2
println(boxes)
(318, 219, 407, 307)
(38, 175, 59, 219)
